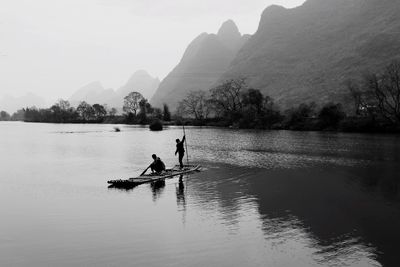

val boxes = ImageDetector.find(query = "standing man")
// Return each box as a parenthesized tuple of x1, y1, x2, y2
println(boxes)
(175, 135, 186, 169)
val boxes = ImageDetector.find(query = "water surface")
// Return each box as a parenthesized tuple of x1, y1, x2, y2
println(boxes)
(1, 122, 399, 266)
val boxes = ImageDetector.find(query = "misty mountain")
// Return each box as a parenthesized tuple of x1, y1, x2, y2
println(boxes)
(69, 70, 160, 110)
(221, 0, 400, 110)
(0, 93, 47, 113)
(117, 70, 160, 101)
(69, 81, 113, 106)
(150, 20, 250, 110)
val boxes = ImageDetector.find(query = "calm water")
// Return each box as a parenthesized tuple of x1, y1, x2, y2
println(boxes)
(1, 122, 399, 267)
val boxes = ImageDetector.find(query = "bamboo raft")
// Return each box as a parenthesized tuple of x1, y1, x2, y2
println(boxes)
(107, 165, 201, 187)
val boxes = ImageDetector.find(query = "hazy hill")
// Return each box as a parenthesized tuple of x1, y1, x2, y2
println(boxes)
(221, 0, 400, 110)
(117, 70, 160, 101)
(0, 93, 46, 113)
(150, 20, 250, 110)
(69, 70, 159, 110)
(69, 81, 110, 105)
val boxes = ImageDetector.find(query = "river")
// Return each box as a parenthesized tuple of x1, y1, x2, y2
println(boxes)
(0, 122, 399, 267)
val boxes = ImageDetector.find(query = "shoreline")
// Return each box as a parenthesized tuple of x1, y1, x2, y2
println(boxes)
(1, 120, 399, 135)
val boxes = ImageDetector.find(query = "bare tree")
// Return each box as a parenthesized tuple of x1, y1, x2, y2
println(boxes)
(92, 104, 107, 119)
(163, 104, 171, 121)
(108, 107, 117, 117)
(209, 78, 246, 115)
(242, 88, 264, 114)
(366, 61, 400, 123)
(77, 101, 94, 120)
(123, 92, 143, 115)
(177, 90, 210, 120)
(55, 99, 71, 111)
(348, 61, 400, 124)
(346, 79, 373, 116)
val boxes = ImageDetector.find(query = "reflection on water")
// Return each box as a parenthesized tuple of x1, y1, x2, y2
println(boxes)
(108, 183, 138, 191)
(150, 180, 166, 202)
(176, 175, 186, 208)
(190, 165, 389, 266)
(176, 175, 187, 225)
(0, 122, 399, 266)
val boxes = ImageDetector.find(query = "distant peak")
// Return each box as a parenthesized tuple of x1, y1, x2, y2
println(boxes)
(266, 4, 286, 10)
(217, 19, 241, 38)
(132, 70, 150, 77)
(262, 4, 287, 16)
(81, 81, 103, 89)
(124, 70, 158, 88)
(302, 0, 335, 7)
(126, 70, 156, 84)
(260, 5, 287, 26)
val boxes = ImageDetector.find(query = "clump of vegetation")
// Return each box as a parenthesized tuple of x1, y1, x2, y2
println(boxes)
(345, 60, 400, 132)
(317, 103, 346, 130)
(172, 61, 400, 133)
(17, 100, 111, 123)
(175, 78, 285, 130)
(149, 119, 163, 131)
(0, 111, 11, 121)
(7, 90, 174, 127)
(176, 79, 282, 129)
(163, 104, 171, 122)
(283, 103, 317, 131)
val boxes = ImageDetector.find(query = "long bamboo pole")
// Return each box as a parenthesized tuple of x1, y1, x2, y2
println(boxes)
(182, 124, 189, 166)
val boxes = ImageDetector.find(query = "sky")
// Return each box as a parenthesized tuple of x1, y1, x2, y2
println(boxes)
(0, 0, 306, 103)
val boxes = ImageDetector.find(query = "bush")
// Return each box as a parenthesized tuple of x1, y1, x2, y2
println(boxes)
(149, 119, 163, 131)
(283, 103, 317, 131)
(318, 103, 346, 130)
(124, 112, 137, 124)
(163, 104, 171, 121)
(0, 111, 11, 121)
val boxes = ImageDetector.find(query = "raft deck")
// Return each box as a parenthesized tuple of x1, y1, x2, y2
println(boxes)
(107, 165, 201, 187)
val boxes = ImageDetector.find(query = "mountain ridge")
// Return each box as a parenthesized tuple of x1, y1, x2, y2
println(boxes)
(150, 20, 250, 110)
(69, 70, 160, 110)
(221, 0, 400, 110)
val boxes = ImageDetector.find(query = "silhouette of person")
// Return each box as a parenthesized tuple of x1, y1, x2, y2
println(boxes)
(175, 135, 186, 169)
(176, 175, 186, 209)
(150, 154, 166, 174)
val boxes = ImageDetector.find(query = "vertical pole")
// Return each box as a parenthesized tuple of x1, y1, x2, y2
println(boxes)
(182, 124, 189, 166)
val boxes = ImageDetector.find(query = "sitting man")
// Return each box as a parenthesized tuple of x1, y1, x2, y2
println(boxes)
(150, 154, 166, 174)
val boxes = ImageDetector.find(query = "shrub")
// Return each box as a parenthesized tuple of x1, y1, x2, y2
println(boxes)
(149, 119, 163, 131)
(318, 103, 346, 130)
(283, 103, 317, 130)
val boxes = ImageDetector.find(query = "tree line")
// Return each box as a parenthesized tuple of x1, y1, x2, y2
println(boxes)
(0, 92, 172, 125)
(176, 61, 400, 132)
(2, 61, 399, 132)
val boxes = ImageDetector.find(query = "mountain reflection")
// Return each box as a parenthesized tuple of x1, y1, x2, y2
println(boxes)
(187, 162, 400, 267)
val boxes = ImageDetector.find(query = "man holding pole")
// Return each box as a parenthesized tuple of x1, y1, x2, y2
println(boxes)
(175, 135, 186, 169)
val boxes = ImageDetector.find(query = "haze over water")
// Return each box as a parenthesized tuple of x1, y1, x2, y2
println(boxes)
(1, 122, 399, 266)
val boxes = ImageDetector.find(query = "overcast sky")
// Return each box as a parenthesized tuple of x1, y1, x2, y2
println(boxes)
(0, 0, 306, 103)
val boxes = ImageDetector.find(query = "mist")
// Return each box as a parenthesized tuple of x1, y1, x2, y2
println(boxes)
(0, 0, 305, 108)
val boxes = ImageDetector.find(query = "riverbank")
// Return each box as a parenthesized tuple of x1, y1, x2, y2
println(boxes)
(2, 116, 399, 134)
(176, 117, 400, 134)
